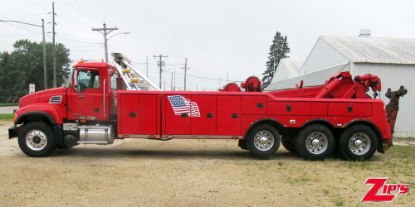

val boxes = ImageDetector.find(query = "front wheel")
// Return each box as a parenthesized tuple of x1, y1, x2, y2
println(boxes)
(340, 125, 378, 161)
(247, 125, 280, 159)
(18, 121, 56, 157)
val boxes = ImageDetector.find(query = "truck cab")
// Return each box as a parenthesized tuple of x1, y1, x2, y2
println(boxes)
(9, 61, 119, 156)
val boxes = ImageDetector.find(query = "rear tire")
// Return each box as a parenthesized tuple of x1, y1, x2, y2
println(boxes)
(340, 125, 378, 161)
(18, 121, 56, 157)
(295, 124, 335, 160)
(247, 124, 280, 159)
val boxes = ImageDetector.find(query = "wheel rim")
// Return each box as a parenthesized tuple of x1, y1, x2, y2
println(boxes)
(305, 132, 328, 154)
(25, 130, 48, 151)
(348, 132, 371, 155)
(253, 130, 275, 151)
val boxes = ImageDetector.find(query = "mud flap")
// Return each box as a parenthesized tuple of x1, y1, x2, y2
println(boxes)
(8, 126, 19, 139)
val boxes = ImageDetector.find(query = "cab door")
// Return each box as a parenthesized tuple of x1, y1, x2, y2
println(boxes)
(67, 68, 107, 121)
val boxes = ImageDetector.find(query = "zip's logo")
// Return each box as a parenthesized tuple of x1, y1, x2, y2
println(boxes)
(362, 178, 409, 202)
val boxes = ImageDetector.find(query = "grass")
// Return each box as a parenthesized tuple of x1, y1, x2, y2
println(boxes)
(0, 103, 18, 107)
(334, 196, 344, 206)
(388, 145, 415, 159)
(0, 114, 13, 120)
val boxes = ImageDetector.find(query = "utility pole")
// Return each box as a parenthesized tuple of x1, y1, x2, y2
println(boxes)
(153, 55, 168, 89)
(41, 19, 47, 89)
(146, 56, 149, 77)
(92, 23, 118, 62)
(170, 71, 174, 91)
(182, 57, 190, 91)
(218, 75, 221, 89)
(51, 2, 57, 88)
(173, 70, 176, 90)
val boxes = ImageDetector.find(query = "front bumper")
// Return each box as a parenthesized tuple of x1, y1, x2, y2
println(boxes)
(8, 126, 19, 139)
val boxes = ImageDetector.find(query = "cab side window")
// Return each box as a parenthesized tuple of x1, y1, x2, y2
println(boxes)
(77, 70, 100, 91)
(110, 72, 118, 90)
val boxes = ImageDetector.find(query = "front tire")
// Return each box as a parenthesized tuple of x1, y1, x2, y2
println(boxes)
(247, 124, 280, 159)
(18, 121, 56, 157)
(340, 125, 378, 161)
(295, 124, 335, 160)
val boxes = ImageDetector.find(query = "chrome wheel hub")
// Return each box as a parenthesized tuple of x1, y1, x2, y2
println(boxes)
(305, 132, 328, 155)
(253, 130, 275, 151)
(25, 130, 47, 151)
(349, 132, 370, 155)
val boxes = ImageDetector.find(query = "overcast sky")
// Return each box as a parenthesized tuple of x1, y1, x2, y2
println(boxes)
(1, 0, 414, 90)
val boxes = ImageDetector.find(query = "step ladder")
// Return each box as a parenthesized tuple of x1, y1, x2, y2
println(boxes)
(111, 53, 160, 91)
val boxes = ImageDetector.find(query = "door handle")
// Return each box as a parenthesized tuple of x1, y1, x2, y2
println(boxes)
(129, 112, 136, 117)
(93, 108, 99, 113)
(286, 104, 292, 112)
(232, 113, 239, 119)
(78, 94, 84, 99)
(181, 113, 189, 118)
(207, 113, 213, 118)
(348, 105, 353, 113)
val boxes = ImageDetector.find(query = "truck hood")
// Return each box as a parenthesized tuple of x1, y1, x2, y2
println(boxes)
(19, 87, 66, 108)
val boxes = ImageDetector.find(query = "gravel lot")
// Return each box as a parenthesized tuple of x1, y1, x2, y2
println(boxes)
(0, 120, 414, 207)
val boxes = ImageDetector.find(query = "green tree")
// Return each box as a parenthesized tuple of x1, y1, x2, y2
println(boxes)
(0, 39, 71, 102)
(262, 31, 290, 89)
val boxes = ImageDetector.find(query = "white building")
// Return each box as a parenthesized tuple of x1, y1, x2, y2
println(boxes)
(267, 35, 415, 137)
(269, 59, 303, 84)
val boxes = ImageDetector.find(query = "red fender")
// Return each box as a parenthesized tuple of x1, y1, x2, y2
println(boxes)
(15, 103, 64, 125)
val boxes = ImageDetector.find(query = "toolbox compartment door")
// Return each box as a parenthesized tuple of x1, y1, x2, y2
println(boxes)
(267, 101, 311, 115)
(241, 95, 267, 115)
(137, 94, 158, 135)
(118, 93, 140, 135)
(164, 94, 191, 135)
(217, 95, 241, 136)
(328, 102, 372, 117)
(191, 95, 217, 135)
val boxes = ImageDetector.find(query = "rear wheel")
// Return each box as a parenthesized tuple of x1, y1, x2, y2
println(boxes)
(295, 124, 335, 160)
(18, 121, 56, 157)
(340, 125, 378, 161)
(247, 124, 280, 159)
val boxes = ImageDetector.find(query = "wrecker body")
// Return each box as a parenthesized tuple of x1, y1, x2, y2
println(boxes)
(9, 54, 395, 160)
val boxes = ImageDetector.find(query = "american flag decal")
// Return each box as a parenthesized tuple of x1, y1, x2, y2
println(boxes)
(167, 95, 200, 117)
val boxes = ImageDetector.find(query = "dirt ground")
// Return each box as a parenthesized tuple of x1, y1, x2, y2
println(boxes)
(0, 120, 414, 207)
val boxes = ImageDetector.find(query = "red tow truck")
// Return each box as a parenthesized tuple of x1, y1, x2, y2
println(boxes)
(9, 53, 394, 160)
